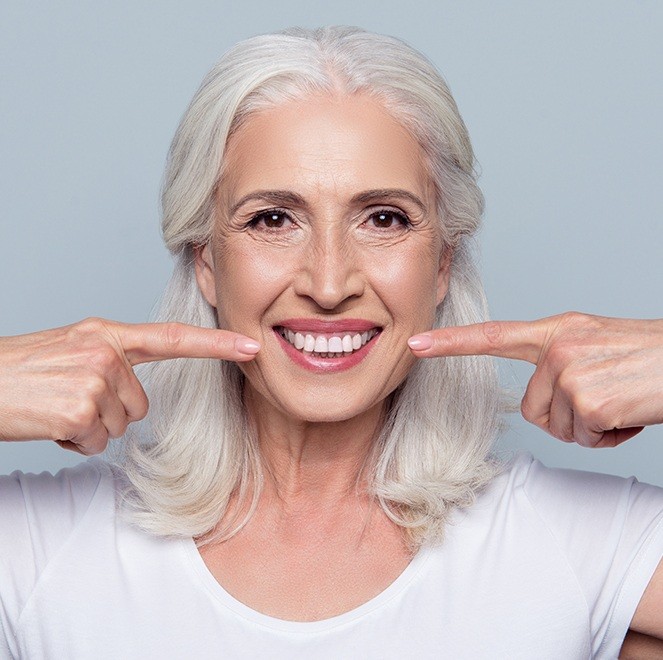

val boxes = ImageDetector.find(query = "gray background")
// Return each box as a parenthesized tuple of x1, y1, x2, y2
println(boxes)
(1, 1, 661, 482)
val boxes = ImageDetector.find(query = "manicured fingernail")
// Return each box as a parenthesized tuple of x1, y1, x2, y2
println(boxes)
(235, 338, 261, 355)
(408, 335, 433, 350)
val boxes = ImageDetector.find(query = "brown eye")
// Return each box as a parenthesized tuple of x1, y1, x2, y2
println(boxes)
(368, 210, 410, 229)
(249, 210, 292, 230)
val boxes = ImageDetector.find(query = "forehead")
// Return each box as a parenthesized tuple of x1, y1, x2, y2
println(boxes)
(219, 93, 433, 202)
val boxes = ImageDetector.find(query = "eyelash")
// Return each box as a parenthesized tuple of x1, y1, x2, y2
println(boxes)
(246, 208, 293, 230)
(246, 208, 412, 230)
(366, 208, 412, 229)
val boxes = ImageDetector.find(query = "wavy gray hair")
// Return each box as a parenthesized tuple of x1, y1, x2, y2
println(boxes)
(115, 26, 503, 548)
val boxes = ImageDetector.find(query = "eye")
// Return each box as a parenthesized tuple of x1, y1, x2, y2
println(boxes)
(248, 209, 294, 230)
(366, 209, 411, 229)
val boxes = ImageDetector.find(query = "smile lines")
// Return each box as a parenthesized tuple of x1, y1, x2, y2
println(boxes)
(276, 327, 380, 358)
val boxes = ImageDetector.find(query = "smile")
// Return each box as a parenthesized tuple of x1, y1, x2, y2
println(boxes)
(275, 327, 380, 358)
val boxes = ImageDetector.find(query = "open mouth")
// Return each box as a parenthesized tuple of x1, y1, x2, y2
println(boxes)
(274, 326, 381, 358)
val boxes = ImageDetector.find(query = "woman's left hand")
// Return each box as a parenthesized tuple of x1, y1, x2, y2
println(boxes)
(408, 312, 663, 447)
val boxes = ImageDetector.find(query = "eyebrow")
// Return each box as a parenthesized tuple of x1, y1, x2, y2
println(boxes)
(229, 188, 428, 216)
(229, 190, 306, 216)
(351, 189, 427, 213)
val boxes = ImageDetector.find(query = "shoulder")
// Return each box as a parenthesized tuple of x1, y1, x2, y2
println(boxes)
(0, 459, 119, 647)
(445, 453, 663, 656)
(495, 451, 663, 532)
(479, 452, 663, 552)
(0, 459, 117, 584)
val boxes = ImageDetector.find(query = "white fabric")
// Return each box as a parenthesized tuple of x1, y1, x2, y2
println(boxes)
(1, 453, 663, 659)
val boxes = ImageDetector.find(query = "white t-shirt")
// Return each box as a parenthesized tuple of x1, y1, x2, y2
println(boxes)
(1, 453, 663, 659)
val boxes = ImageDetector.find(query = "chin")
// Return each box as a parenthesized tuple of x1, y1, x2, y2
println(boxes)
(282, 398, 381, 424)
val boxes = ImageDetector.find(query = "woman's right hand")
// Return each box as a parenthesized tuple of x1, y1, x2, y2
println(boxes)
(0, 318, 260, 455)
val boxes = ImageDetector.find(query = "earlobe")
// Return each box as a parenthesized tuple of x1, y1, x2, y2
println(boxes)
(436, 249, 453, 305)
(193, 244, 218, 307)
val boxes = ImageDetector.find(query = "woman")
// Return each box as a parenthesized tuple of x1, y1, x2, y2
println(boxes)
(1, 26, 663, 658)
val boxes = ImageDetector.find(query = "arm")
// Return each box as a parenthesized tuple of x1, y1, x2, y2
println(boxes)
(0, 317, 260, 455)
(630, 558, 663, 642)
(620, 629, 663, 659)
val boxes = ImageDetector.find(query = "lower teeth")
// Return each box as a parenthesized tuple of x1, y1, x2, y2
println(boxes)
(304, 351, 344, 358)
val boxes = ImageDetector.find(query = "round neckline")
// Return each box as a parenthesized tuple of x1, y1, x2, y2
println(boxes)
(180, 536, 432, 633)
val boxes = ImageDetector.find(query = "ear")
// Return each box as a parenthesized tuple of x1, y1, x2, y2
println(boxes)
(193, 243, 218, 307)
(435, 248, 453, 305)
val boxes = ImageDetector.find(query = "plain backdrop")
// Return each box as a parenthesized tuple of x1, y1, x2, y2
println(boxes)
(1, 0, 661, 483)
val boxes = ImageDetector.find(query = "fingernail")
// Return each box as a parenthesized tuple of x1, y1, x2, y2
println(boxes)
(235, 338, 261, 355)
(408, 335, 433, 350)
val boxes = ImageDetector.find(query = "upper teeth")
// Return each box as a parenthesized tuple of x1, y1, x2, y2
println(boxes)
(279, 328, 378, 356)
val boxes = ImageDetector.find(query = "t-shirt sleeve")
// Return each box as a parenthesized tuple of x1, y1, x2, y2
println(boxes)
(520, 455, 663, 658)
(0, 461, 106, 658)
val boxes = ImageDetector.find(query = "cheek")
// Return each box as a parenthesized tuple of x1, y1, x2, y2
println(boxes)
(371, 249, 440, 323)
(214, 245, 292, 328)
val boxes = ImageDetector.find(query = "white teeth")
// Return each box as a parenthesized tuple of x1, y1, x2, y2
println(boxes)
(280, 327, 378, 357)
(328, 336, 343, 353)
(304, 334, 315, 352)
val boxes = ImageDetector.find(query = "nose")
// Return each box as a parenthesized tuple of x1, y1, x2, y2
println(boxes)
(294, 228, 365, 310)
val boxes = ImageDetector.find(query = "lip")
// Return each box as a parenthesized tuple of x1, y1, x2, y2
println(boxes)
(272, 321, 381, 373)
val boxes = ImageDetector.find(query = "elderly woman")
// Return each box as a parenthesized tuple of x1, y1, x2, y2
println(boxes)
(1, 26, 663, 658)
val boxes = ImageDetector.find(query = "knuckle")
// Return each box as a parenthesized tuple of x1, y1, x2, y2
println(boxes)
(52, 421, 73, 442)
(549, 421, 573, 442)
(163, 323, 186, 351)
(81, 429, 109, 455)
(68, 400, 99, 431)
(560, 311, 585, 325)
(559, 311, 602, 333)
(82, 374, 109, 399)
(86, 344, 120, 373)
(481, 322, 504, 348)
(520, 398, 547, 430)
(55, 440, 83, 455)
(555, 369, 581, 396)
(520, 397, 535, 423)
(80, 440, 107, 456)
(75, 317, 106, 336)
(110, 420, 129, 439)
(134, 393, 149, 421)
(573, 395, 605, 426)
(575, 429, 600, 448)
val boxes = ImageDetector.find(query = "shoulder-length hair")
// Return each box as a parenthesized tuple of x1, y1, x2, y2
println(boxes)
(114, 26, 503, 548)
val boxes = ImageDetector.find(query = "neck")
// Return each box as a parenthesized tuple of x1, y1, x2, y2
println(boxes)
(245, 386, 387, 508)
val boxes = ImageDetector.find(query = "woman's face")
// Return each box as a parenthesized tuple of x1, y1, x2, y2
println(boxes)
(196, 93, 450, 423)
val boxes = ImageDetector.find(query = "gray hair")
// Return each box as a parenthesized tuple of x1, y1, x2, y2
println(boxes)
(114, 26, 503, 548)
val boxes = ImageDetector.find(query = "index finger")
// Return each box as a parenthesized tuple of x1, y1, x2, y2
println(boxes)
(111, 322, 261, 365)
(408, 320, 550, 364)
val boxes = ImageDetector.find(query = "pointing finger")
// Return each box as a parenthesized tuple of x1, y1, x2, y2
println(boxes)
(408, 320, 552, 364)
(110, 322, 261, 366)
